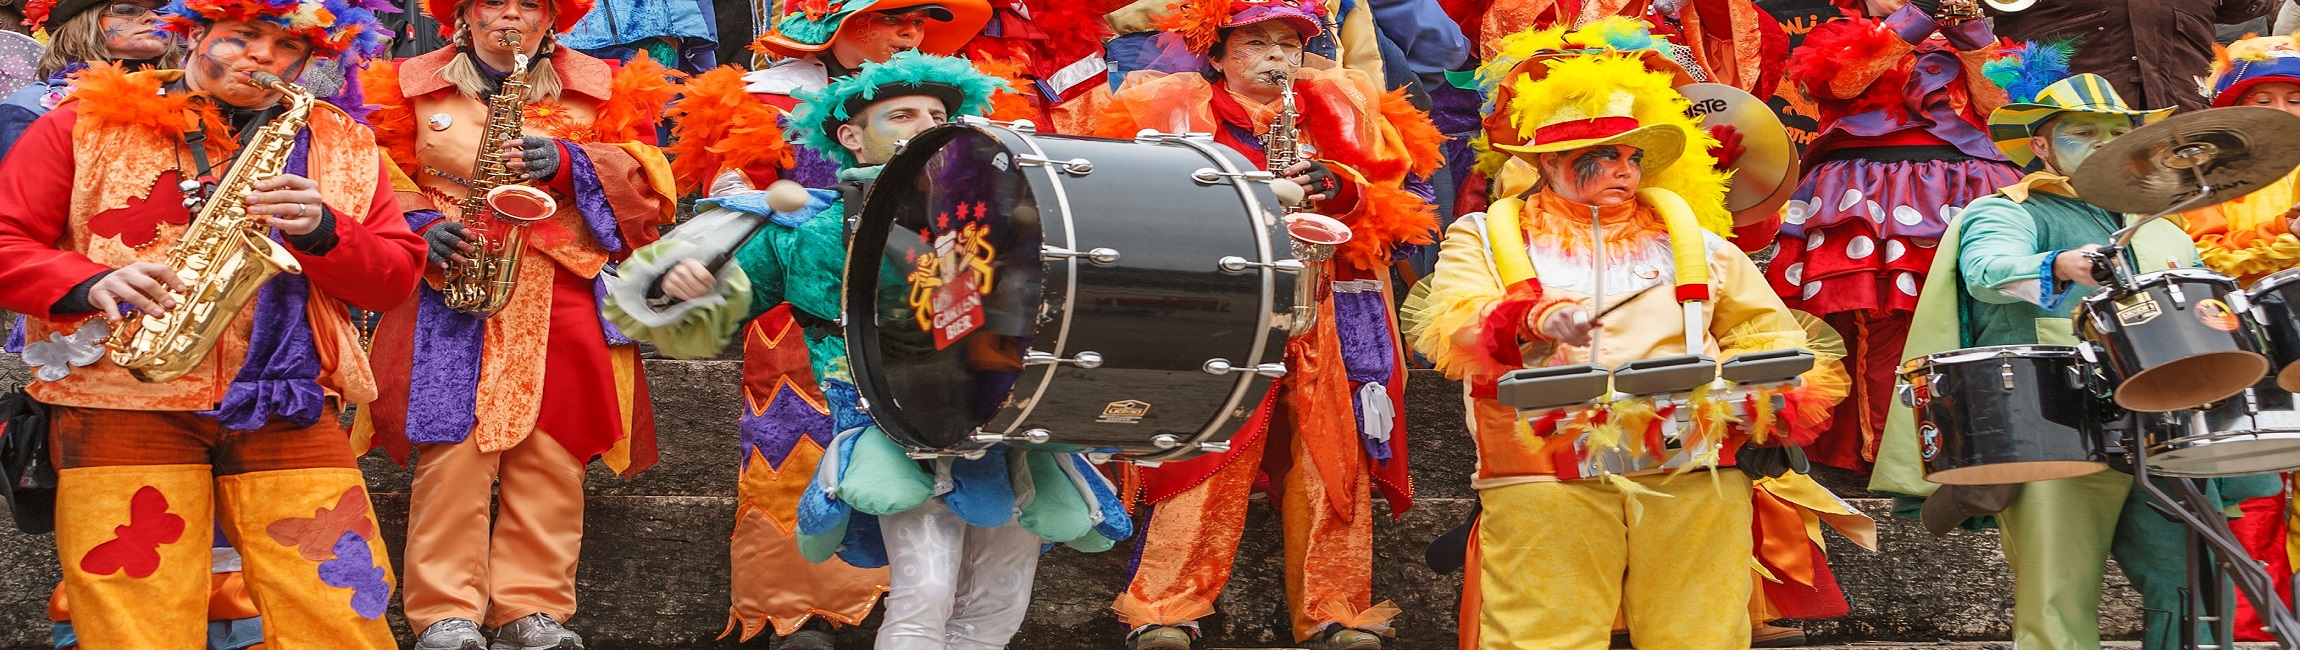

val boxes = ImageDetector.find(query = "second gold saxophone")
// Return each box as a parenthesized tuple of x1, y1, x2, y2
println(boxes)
(440, 29, 558, 317)
(1262, 65, 1352, 337)
(105, 72, 311, 383)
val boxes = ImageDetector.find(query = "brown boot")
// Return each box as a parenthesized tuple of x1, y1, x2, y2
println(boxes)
(1127, 626, 1193, 650)
(1751, 623, 1808, 648)
(1304, 626, 1383, 650)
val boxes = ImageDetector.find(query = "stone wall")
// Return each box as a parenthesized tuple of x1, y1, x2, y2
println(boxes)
(0, 352, 2151, 649)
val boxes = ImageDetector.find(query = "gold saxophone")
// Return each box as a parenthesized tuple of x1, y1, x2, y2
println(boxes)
(439, 30, 557, 317)
(105, 73, 312, 383)
(1261, 67, 1351, 336)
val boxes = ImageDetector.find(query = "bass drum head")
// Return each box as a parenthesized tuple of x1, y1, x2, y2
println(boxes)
(845, 125, 1045, 450)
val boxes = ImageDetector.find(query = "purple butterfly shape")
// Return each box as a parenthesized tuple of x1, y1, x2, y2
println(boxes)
(316, 530, 390, 619)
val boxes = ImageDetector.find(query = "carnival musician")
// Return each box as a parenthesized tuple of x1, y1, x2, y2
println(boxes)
(1089, 1, 1444, 648)
(0, 0, 414, 645)
(658, 3, 988, 648)
(354, 0, 678, 645)
(1871, 71, 2282, 650)
(607, 51, 1133, 650)
(1404, 48, 1835, 649)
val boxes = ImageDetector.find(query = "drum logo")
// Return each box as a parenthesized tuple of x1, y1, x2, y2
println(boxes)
(2115, 294, 2162, 326)
(906, 205, 997, 350)
(1918, 424, 1940, 461)
(1098, 400, 1151, 424)
(2196, 298, 2242, 332)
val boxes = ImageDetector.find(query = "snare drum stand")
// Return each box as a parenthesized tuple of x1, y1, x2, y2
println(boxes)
(2130, 438, 2300, 647)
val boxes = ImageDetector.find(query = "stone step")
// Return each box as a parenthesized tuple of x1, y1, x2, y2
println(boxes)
(0, 359, 2208, 649)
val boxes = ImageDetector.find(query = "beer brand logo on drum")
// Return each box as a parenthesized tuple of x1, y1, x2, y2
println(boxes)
(1098, 400, 1152, 424)
(2196, 298, 2242, 332)
(906, 205, 998, 350)
(2116, 294, 2162, 326)
(1919, 424, 1941, 461)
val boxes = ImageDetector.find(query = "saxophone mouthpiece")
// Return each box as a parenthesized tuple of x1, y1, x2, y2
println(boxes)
(249, 72, 284, 89)
(499, 29, 523, 49)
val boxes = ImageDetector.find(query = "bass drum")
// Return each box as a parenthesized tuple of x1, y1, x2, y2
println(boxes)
(844, 118, 1300, 462)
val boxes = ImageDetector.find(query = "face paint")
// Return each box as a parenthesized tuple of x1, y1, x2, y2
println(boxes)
(1211, 22, 1305, 104)
(467, 0, 550, 57)
(100, 1, 170, 60)
(828, 10, 929, 68)
(847, 94, 949, 165)
(2037, 112, 2137, 176)
(1543, 145, 1644, 207)
(185, 20, 311, 108)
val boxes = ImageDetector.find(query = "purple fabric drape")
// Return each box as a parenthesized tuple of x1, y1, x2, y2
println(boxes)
(199, 132, 327, 430)
(559, 140, 622, 253)
(406, 285, 483, 444)
(1332, 284, 1396, 461)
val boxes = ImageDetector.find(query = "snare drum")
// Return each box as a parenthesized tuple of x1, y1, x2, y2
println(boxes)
(843, 119, 1301, 462)
(2077, 268, 2268, 412)
(1901, 345, 2111, 485)
(2149, 379, 2300, 477)
(2246, 267, 2300, 393)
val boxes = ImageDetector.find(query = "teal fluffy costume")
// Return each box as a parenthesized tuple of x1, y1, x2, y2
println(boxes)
(604, 53, 1132, 571)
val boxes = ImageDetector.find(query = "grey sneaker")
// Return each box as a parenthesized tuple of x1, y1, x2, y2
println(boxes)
(1127, 625, 1194, 650)
(489, 613, 584, 650)
(414, 619, 486, 650)
(1304, 626, 1382, 650)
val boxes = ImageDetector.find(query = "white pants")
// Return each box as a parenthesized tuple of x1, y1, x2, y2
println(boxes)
(875, 497, 1044, 650)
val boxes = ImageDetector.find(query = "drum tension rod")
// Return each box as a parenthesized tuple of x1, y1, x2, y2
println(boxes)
(1024, 350, 1104, 369)
(1216, 256, 1305, 274)
(970, 428, 1052, 445)
(1203, 358, 1287, 378)
(1014, 153, 1093, 176)
(1191, 167, 1280, 184)
(1151, 434, 1231, 454)
(1044, 245, 1121, 266)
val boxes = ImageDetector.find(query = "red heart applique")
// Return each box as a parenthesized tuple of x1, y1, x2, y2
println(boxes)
(79, 485, 187, 579)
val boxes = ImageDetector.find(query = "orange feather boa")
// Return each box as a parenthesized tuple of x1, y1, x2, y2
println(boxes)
(360, 61, 420, 178)
(664, 66, 794, 195)
(361, 52, 679, 179)
(69, 63, 234, 157)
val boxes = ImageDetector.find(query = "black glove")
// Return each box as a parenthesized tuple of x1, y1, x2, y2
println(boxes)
(424, 221, 477, 269)
(1736, 444, 1809, 480)
(1289, 160, 1341, 202)
(516, 136, 561, 182)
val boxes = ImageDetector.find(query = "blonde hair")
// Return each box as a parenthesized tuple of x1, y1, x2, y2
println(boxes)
(438, 0, 563, 102)
(36, 7, 184, 79)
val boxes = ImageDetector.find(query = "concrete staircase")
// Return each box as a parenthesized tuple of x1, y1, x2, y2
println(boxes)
(0, 355, 2177, 649)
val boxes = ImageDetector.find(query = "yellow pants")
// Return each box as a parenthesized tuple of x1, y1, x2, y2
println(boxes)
(1477, 472, 1754, 650)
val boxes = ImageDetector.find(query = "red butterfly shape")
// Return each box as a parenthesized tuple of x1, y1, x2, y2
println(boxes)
(79, 485, 186, 579)
(266, 486, 379, 562)
(87, 170, 194, 249)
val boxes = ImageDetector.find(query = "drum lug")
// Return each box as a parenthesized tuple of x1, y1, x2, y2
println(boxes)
(2166, 282, 2188, 307)
(1152, 434, 1183, 449)
(1044, 245, 1121, 266)
(854, 396, 871, 415)
(1024, 350, 1104, 369)
(1898, 383, 1919, 407)
(1203, 358, 1287, 378)
(1191, 167, 1279, 184)
(2229, 290, 2253, 314)
(1197, 441, 1231, 454)
(1217, 256, 1306, 274)
(2001, 361, 2017, 390)
(1016, 153, 1092, 175)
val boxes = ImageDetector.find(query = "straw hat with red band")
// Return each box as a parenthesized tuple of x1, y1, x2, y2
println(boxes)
(751, 0, 990, 59)
(1156, 0, 1325, 55)
(423, 0, 591, 35)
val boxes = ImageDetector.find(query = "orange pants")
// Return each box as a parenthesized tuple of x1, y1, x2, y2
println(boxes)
(1114, 428, 1387, 642)
(402, 431, 587, 630)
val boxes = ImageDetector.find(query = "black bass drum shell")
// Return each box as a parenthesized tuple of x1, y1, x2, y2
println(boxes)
(2078, 268, 2268, 412)
(1903, 345, 2111, 485)
(2247, 267, 2300, 394)
(844, 122, 1295, 460)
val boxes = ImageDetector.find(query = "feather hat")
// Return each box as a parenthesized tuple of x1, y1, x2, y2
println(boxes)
(787, 50, 1013, 168)
(159, 0, 393, 59)
(753, 0, 991, 59)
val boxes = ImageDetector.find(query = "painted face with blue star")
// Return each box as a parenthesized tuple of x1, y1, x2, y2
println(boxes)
(2031, 112, 2139, 176)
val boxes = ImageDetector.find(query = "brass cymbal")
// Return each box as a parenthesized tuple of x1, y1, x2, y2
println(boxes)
(1677, 83, 1800, 221)
(2069, 106, 2300, 215)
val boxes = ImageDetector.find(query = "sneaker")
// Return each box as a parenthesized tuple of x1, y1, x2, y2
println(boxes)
(778, 619, 836, 650)
(1304, 625, 1382, 650)
(414, 619, 486, 650)
(489, 613, 584, 650)
(1127, 625, 1193, 650)
(1752, 622, 1808, 648)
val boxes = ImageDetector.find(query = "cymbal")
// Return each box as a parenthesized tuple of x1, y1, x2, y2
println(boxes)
(2069, 106, 2300, 215)
(1677, 83, 1801, 220)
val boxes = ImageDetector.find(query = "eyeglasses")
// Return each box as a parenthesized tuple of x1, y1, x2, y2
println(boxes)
(104, 3, 156, 18)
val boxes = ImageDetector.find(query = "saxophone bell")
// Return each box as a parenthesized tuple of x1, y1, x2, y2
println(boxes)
(486, 185, 556, 221)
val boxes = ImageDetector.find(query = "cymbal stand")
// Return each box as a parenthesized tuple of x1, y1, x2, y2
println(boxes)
(2130, 437, 2300, 646)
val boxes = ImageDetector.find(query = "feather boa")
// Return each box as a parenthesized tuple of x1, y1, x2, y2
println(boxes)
(1333, 180, 1438, 272)
(1785, 15, 1912, 120)
(591, 53, 680, 144)
(68, 64, 234, 156)
(1486, 54, 1734, 235)
(1152, 0, 1233, 56)
(970, 55, 1046, 123)
(360, 61, 419, 178)
(1984, 39, 2076, 104)
(665, 66, 794, 195)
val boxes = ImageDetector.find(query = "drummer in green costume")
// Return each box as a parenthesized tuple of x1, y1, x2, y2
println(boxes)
(1872, 71, 2282, 650)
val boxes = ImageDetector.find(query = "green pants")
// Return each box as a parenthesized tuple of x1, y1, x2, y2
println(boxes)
(1997, 471, 2277, 650)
